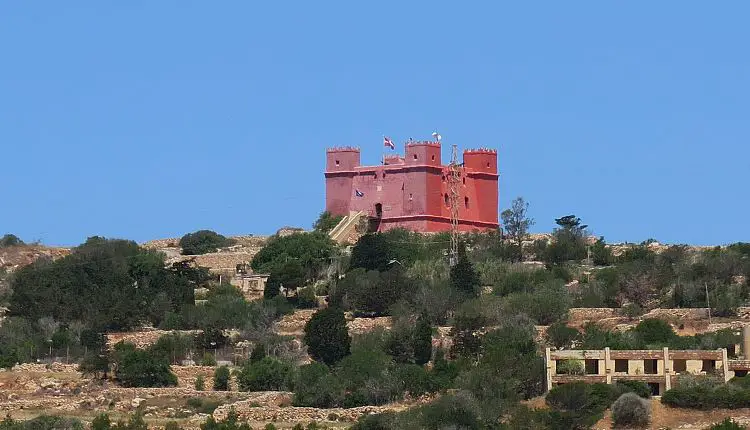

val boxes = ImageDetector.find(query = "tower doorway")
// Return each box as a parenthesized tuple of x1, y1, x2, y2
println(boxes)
(375, 203, 383, 218)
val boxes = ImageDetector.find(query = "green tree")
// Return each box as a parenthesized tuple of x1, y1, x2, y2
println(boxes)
(270, 259, 306, 297)
(413, 314, 432, 366)
(179, 230, 235, 255)
(349, 234, 391, 272)
(544, 215, 588, 265)
(633, 318, 675, 345)
(304, 307, 351, 366)
(195, 374, 205, 391)
(500, 197, 534, 261)
(112, 342, 177, 388)
(251, 232, 335, 281)
(546, 322, 579, 349)
(313, 211, 343, 233)
(0, 234, 24, 248)
(9, 237, 199, 331)
(237, 357, 294, 391)
(450, 244, 481, 297)
(590, 237, 613, 266)
(213, 365, 230, 391)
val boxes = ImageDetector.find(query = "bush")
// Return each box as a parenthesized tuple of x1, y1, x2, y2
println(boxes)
(237, 357, 295, 392)
(611, 392, 650, 427)
(661, 377, 750, 410)
(546, 322, 579, 349)
(187, 397, 222, 414)
(555, 360, 584, 375)
(213, 365, 230, 391)
(0, 234, 24, 248)
(180, 230, 234, 255)
(295, 286, 318, 309)
(616, 380, 652, 398)
(707, 418, 747, 430)
(112, 342, 177, 388)
(634, 318, 675, 345)
(304, 307, 351, 366)
(313, 211, 343, 233)
(195, 374, 205, 391)
(202, 352, 217, 366)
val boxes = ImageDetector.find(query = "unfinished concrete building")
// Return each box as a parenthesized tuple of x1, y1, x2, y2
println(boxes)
(545, 325, 750, 395)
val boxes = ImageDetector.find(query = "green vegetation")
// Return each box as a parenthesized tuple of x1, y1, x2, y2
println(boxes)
(0, 415, 83, 430)
(303, 307, 350, 366)
(313, 211, 343, 234)
(0, 234, 24, 248)
(111, 342, 177, 387)
(662, 376, 750, 409)
(707, 418, 747, 430)
(180, 230, 235, 255)
(3, 199, 750, 428)
(611, 392, 651, 427)
(213, 365, 230, 391)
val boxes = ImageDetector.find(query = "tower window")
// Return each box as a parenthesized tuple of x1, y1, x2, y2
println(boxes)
(444, 193, 449, 207)
(431, 155, 435, 161)
(413, 154, 418, 160)
(463, 177, 466, 185)
(486, 162, 490, 168)
(409, 193, 413, 201)
(465, 197, 469, 208)
(335, 160, 340, 166)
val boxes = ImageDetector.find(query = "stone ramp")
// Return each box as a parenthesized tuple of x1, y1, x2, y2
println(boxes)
(329, 211, 366, 244)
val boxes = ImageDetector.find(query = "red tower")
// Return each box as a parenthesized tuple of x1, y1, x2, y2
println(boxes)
(324, 142, 499, 233)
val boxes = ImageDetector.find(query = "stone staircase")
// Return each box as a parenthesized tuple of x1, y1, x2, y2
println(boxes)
(329, 211, 366, 244)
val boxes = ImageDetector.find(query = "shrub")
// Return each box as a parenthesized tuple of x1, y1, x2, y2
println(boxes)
(611, 392, 650, 427)
(195, 374, 205, 391)
(304, 307, 351, 366)
(313, 211, 343, 234)
(213, 365, 230, 391)
(555, 360, 584, 375)
(237, 357, 294, 392)
(187, 397, 222, 414)
(707, 418, 747, 430)
(295, 286, 318, 309)
(180, 230, 234, 255)
(546, 321, 579, 349)
(0, 234, 24, 248)
(201, 352, 217, 366)
(112, 342, 177, 388)
(634, 318, 675, 345)
(616, 380, 652, 398)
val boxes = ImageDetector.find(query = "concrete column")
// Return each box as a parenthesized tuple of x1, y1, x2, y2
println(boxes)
(722, 348, 731, 382)
(743, 325, 750, 359)
(664, 347, 671, 391)
(545, 348, 552, 392)
(604, 347, 612, 384)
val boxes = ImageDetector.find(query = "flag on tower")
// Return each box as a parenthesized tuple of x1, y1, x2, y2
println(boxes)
(432, 131, 442, 142)
(383, 136, 395, 149)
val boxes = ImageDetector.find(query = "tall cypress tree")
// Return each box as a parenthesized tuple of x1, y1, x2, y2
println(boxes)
(413, 313, 433, 366)
(450, 243, 481, 297)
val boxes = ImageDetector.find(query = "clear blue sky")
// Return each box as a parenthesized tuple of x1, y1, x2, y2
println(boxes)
(2, 2, 748, 247)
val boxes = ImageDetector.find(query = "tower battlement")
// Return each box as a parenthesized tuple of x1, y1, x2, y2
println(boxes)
(464, 148, 497, 154)
(405, 141, 441, 148)
(326, 146, 360, 153)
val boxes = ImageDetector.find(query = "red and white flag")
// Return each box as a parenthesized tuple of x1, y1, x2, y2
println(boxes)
(383, 136, 395, 149)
